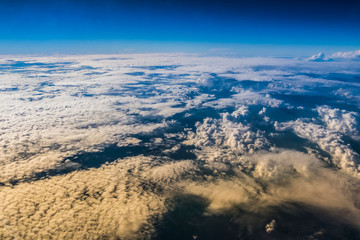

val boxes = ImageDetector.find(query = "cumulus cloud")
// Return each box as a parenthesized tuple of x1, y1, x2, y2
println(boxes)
(308, 52, 331, 62)
(308, 50, 360, 62)
(331, 50, 360, 60)
(185, 107, 270, 155)
(317, 105, 359, 137)
(275, 119, 360, 176)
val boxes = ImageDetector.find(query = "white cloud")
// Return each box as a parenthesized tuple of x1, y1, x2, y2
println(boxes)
(331, 50, 360, 59)
(317, 105, 359, 137)
(1, 53, 360, 238)
(308, 52, 330, 62)
(308, 50, 360, 62)
(185, 108, 270, 155)
(275, 119, 360, 176)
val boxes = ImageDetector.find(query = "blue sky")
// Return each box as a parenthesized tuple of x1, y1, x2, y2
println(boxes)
(1, 0, 359, 55)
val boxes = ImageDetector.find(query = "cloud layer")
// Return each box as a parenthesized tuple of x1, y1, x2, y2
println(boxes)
(1, 53, 360, 239)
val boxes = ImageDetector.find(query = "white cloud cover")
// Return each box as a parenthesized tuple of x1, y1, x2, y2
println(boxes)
(1, 53, 360, 238)
(0, 54, 290, 185)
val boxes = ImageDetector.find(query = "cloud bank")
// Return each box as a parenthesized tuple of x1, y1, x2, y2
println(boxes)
(1, 53, 360, 239)
(308, 50, 360, 62)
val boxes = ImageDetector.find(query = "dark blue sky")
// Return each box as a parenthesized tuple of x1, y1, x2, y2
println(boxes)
(1, 0, 359, 54)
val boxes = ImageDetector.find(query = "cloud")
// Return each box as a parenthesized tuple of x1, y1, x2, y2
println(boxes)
(185, 107, 270, 155)
(1, 53, 360, 238)
(2, 150, 359, 239)
(181, 151, 360, 232)
(265, 219, 276, 233)
(275, 119, 360, 176)
(0, 54, 210, 184)
(308, 52, 331, 62)
(308, 50, 360, 62)
(0, 156, 199, 239)
(331, 50, 360, 60)
(317, 105, 359, 137)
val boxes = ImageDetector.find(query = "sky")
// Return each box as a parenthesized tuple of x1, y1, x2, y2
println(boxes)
(0, 0, 359, 55)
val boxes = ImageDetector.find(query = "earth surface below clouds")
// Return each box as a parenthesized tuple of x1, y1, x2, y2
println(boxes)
(0, 53, 360, 239)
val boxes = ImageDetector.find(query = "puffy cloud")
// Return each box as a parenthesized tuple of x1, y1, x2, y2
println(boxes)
(317, 105, 359, 137)
(308, 50, 360, 62)
(275, 119, 360, 176)
(331, 50, 360, 60)
(185, 107, 270, 155)
(308, 52, 331, 62)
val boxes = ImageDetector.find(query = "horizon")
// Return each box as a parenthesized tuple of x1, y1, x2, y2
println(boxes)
(1, 41, 359, 58)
